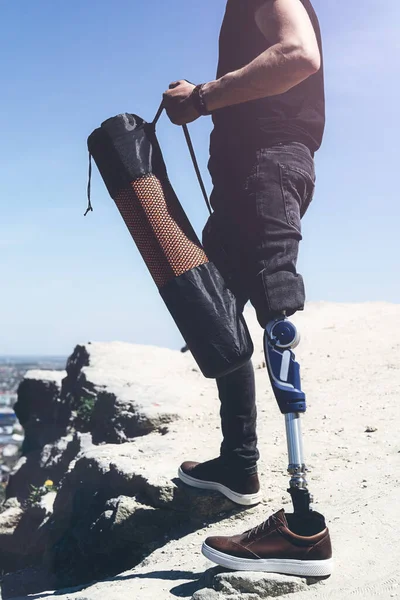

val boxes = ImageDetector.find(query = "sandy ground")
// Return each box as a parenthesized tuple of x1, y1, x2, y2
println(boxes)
(8, 302, 400, 600)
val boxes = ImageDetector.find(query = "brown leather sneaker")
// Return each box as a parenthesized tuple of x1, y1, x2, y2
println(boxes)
(178, 457, 262, 506)
(202, 509, 333, 577)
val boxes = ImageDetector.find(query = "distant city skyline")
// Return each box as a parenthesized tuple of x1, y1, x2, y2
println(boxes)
(1, 0, 399, 355)
(0, 356, 67, 361)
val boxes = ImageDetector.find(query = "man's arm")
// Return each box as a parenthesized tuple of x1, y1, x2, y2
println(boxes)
(163, 0, 321, 124)
(203, 0, 321, 111)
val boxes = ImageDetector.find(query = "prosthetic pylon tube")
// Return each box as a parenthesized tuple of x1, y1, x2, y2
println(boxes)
(264, 317, 313, 515)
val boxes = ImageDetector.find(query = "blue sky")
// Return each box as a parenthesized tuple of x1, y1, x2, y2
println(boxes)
(0, 0, 399, 355)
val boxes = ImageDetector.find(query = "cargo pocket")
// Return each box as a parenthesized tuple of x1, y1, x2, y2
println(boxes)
(279, 164, 315, 233)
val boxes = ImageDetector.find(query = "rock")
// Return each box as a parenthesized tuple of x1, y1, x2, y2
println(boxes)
(0, 506, 24, 538)
(15, 370, 69, 455)
(65, 431, 94, 472)
(1, 566, 58, 600)
(192, 590, 260, 600)
(61, 342, 200, 442)
(214, 572, 308, 597)
(365, 426, 378, 433)
(47, 438, 237, 589)
(2, 497, 22, 510)
(0, 500, 52, 574)
(190, 572, 308, 600)
(192, 590, 222, 600)
(90, 390, 177, 443)
(52, 439, 237, 522)
(39, 491, 57, 514)
(49, 494, 162, 588)
(6, 433, 80, 500)
(50, 493, 170, 588)
(2, 445, 19, 458)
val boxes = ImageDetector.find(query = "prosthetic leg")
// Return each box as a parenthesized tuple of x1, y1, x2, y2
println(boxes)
(201, 315, 333, 575)
(264, 316, 313, 516)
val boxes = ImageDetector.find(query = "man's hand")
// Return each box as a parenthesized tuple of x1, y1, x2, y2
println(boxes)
(163, 80, 200, 126)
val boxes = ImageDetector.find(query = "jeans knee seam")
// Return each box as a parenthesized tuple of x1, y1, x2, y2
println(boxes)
(254, 158, 273, 317)
(279, 163, 302, 235)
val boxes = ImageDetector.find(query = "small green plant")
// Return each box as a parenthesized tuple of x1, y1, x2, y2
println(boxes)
(0, 482, 6, 509)
(76, 396, 96, 425)
(27, 479, 58, 507)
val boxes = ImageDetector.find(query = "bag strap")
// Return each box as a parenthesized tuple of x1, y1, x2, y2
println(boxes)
(153, 102, 212, 216)
(182, 123, 212, 215)
(152, 101, 165, 126)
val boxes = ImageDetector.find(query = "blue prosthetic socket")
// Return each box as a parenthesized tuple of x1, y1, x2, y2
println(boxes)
(264, 316, 313, 515)
(264, 318, 305, 414)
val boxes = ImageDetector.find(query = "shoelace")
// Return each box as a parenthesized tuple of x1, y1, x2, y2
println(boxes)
(245, 515, 277, 540)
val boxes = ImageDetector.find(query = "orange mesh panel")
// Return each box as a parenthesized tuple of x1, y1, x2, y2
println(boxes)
(114, 174, 208, 288)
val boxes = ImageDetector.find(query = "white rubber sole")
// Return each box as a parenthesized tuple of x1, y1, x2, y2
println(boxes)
(178, 467, 262, 506)
(202, 542, 334, 577)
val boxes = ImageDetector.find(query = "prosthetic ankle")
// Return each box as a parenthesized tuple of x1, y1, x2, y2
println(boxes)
(264, 316, 313, 516)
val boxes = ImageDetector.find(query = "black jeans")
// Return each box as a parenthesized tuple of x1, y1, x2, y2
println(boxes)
(203, 142, 315, 473)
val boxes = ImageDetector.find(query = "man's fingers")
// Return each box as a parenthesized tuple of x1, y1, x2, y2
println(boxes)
(163, 89, 174, 104)
(163, 82, 181, 102)
(165, 107, 181, 125)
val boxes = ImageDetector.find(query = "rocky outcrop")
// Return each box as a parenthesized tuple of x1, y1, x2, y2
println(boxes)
(0, 316, 325, 600)
(2, 303, 400, 600)
(1, 339, 236, 596)
(6, 341, 206, 503)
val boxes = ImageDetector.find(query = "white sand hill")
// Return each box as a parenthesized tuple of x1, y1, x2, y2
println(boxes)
(9, 302, 400, 600)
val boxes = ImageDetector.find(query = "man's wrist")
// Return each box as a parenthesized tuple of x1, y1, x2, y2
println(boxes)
(190, 84, 212, 116)
(200, 78, 230, 113)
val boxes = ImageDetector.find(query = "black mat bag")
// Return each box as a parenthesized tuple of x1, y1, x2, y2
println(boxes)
(87, 112, 253, 378)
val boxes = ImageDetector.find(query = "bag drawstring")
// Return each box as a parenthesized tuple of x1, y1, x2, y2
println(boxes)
(84, 152, 93, 216)
(85, 98, 212, 217)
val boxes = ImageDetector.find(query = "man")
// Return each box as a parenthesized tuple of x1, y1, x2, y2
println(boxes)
(163, 0, 332, 574)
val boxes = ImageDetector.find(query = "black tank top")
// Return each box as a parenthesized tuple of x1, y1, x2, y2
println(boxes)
(209, 0, 325, 156)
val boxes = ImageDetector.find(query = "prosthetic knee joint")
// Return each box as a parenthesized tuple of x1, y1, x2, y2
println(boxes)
(264, 316, 313, 516)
